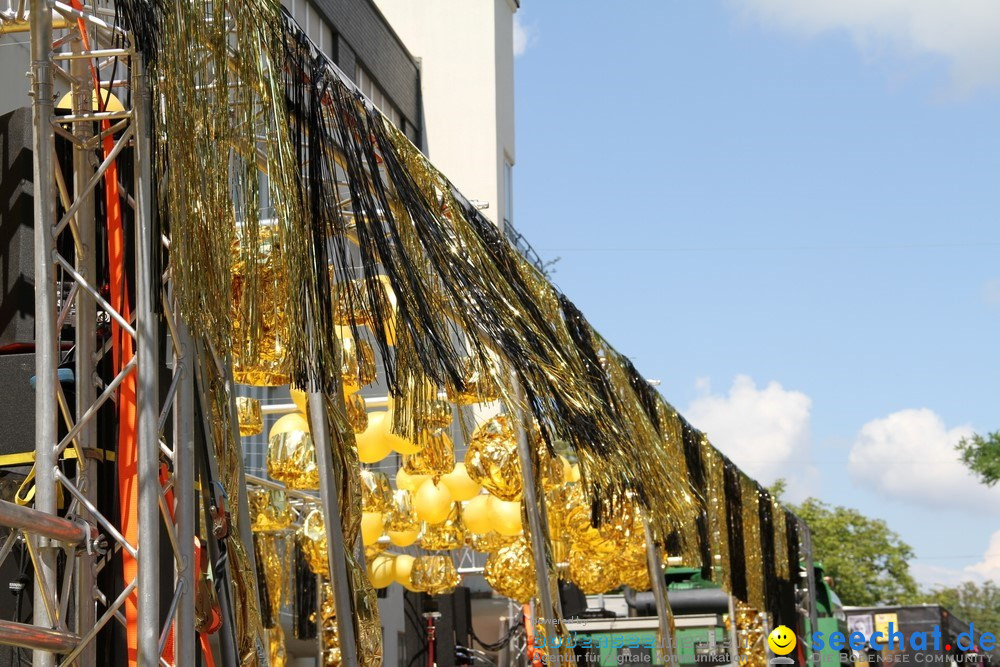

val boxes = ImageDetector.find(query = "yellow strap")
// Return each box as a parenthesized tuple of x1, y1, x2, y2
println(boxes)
(7, 448, 116, 507)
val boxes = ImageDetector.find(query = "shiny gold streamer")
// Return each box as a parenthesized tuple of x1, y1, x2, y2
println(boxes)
(773, 497, 789, 581)
(703, 444, 731, 589)
(740, 476, 765, 612)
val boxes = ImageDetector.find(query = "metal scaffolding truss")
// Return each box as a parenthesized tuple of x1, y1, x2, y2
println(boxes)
(1, 1, 200, 664)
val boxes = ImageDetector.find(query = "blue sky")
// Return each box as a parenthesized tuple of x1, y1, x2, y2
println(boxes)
(511, 1, 1000, 589)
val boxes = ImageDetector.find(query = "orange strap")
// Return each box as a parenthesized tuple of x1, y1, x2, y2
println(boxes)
(67, 12, 149, 665)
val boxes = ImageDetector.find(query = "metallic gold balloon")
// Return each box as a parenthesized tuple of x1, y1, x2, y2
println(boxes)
(419, 503, 466, 551)
(346, 394, 368, 434)
(461, 495, 492, 535)
(410, 555, 460, 596)
(237, 397, 263, 436)
(395, 467, 428, 492)
(484, 537, 536, 604)
(367, 553, 395, 589)
(360, 470, 393, 514)
(445, 357, 500, 405)
(403, 431, 455, 478)
(232, 227, 291, 387)
(568, 546, 619, 595)
(353, 412, 395, 464)
(249, 488, 295, 533)
(413, 478, 454, 524)
(489, 497, 523, 537)
(361, 512, 386, 546)
(440, 462, 482, 502)
(464, 416, 523, 501)
(393, 554, 419, 591)
(267, 413, 318, 490)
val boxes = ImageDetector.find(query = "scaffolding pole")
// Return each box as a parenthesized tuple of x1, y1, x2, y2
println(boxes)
(29, 2, 59, 664)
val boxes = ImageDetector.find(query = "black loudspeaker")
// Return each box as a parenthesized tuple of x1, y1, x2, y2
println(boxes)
(0, 108, 35, 350)
(0, 352, 35, 464)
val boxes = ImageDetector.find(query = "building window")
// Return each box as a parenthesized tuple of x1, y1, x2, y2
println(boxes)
(503, 158, 513, 231)
(356, 65, 404, 130)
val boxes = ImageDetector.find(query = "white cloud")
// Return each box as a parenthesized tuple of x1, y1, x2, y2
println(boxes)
(686, 375, 816, 499)
(912, 530, 1000, 588)
(848, 408, 1000, 511)
(512, 14, 535, 57)
(735, 0, 1000, 92)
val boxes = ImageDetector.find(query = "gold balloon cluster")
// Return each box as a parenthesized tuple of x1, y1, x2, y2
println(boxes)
(410, 555, 460, 596)
(267, 412, 318, 490)
(484, 537, 536, 604)
(464, 415, 526, 502)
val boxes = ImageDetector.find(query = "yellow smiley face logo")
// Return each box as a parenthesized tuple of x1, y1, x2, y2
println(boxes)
(767, 625, 797, 656)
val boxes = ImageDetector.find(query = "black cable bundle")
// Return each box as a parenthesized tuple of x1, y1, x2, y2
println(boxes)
(723, 459, 748, 603)
(293, 544, 317, 640)
(680, 419, 712, 578)
(757, 484, 781, 625)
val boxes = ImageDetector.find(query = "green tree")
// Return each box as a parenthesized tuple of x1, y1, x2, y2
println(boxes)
(770, 481, 919, 606)
(956, 431, 1000, 487)
(915, 580, 1000, 630)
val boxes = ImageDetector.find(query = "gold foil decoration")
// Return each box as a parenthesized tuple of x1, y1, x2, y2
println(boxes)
(740, 478, 764, 612)
(387, 489, 420, 532)
(360, 469, 393, 514)
(420, 399, 453, 430)
(466, 530, 518, 553)
(567, 545, 619, 595)
(341, 335, 376, 394)
(267, 429, 318, 490)
(618, 543, 652, 591)
(410, 555, 460, 596)
(319, 582, 341, 666)
(419, 503, 466, 551)
(773, 497, 789, 581)
(484, 537, 536, 604)
(402, 430, 455, 478)
(346, 394, 368, 433)
(299, 508, 328, 576)
(464, 415, 525, 501)
(232, 227, 292, 387)
(444, 357, 500, 405)
(249, 488, 295, 533)
(268, 625, 287, 667)
(237, 397, 263, 436)
(734, 601, 766, 667)
(703, 443, 731, 588)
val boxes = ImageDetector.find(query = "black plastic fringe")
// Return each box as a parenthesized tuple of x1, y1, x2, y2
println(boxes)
(294, 543, 317, 640)
(253, 535, 274, 629)
(723, 459, 748, 602)
(681, 419, 712, 579)
(757, 484, 780, 624)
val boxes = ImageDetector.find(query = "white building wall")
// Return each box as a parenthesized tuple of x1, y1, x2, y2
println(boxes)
(372, 0, 518, 229)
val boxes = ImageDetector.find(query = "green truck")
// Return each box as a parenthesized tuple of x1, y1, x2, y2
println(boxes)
(561, 564, 847, 666)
